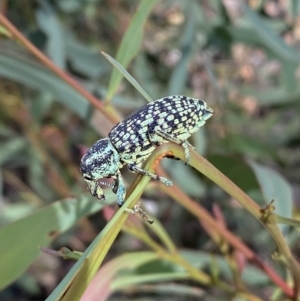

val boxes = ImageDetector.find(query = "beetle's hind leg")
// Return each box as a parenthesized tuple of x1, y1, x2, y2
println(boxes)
(148, 127, 191, 165)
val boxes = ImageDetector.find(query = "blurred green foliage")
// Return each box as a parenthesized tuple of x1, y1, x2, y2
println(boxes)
(1, 0, 300, 300)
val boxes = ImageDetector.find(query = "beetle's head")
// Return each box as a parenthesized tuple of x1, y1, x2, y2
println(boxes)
(80, 138, 120, 199)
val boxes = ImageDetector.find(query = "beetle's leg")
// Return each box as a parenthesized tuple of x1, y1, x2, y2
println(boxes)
(125, 202, 154, 224)
(148, 127, 191, 165)
(110, 177, 119, 194)
(127, 164, 173, 186)
(186, 140, 196, 150)
(86, 180, 105, 201)
(115, 170, 126, 207)
(114, 170, 154, 224)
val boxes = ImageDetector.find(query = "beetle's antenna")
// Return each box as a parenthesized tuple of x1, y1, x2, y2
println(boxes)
(99, 181, 114, 189)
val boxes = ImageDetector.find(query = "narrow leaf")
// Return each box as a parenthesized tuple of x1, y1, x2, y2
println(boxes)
(248, 161, 293, 220)
(106, 0, 159, 100)
(168, 2, 196, 95)
(81, 252, 159, 301)
(102, 52, 153, 103)
(0, 42, 89, 118)
(241, 3, 300, 63)
(0, 137, 27, 165)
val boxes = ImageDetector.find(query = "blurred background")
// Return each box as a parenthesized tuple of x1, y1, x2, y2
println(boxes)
(1, 0, 300, 300)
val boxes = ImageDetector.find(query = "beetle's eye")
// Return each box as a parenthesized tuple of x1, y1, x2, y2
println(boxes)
(83, 175, 93, 181)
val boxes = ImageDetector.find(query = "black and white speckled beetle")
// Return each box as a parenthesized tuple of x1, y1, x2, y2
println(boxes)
(80, 95, 213, 208)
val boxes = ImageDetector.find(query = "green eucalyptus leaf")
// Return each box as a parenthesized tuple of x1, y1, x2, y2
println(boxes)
(241, 3, 300, 63)
(106, 0, 159, 100)
(168, 2, 196, 95)
(0, 138, 27, 166)
(36, 1, 66, 68)
(181, 250, 269, 285)
(0, 42, 89, 118)
(248, 160, 293, 220)
(67, 34, 109, 78)
(0, 193, 115, 289)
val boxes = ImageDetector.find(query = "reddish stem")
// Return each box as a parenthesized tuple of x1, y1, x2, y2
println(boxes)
(159, 170, 293, 297)
(0, 13, 119, 125)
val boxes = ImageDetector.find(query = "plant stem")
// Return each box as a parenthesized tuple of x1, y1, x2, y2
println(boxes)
(158, 174, 293, 297)
(160, 143, 300, 297)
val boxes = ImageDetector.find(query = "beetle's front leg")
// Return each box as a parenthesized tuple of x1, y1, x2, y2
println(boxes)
(115, 170, 126, 207)
(113, 170, 154, 223)
(86, 180, 105, 201)
(127, 164, 173, 186)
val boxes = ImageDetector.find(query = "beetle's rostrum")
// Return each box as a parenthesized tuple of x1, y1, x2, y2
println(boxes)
(80, 95, 213, 208)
